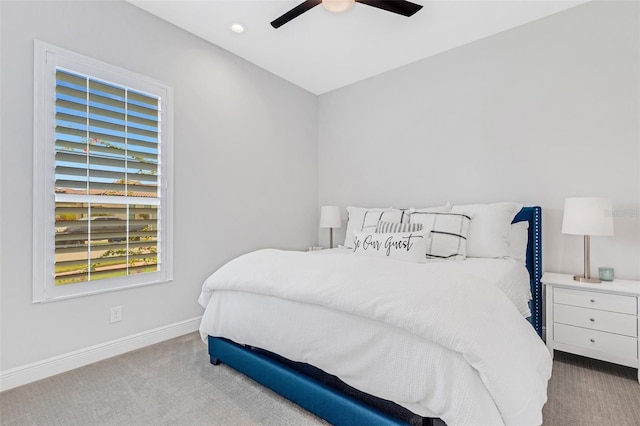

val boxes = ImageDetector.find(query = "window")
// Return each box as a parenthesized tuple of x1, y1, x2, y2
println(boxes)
(33, 41, 173, 302)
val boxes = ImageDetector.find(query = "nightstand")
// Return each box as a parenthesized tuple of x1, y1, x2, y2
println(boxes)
(542, 272, 640, 383)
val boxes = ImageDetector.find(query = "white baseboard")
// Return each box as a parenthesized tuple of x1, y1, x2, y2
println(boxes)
(0, 316, 201, 392)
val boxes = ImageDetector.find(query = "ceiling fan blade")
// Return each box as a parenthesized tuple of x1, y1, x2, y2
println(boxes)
(355, 0, 423, 17)
(271, 0, 322, 28)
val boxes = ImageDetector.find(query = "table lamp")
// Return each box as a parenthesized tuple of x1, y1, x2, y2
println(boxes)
(561, 197, 614, 283)
(320, 206, 341, 249)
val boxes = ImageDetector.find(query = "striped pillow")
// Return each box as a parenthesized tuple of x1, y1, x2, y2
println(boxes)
(375, 221, 423, 233)
(409, 211, 471, 259)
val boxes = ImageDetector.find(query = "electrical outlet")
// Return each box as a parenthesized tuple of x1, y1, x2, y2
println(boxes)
(110, 306, 122, 323)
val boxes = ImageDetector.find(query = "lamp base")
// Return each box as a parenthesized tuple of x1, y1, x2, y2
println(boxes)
(573, 275, 602, 284)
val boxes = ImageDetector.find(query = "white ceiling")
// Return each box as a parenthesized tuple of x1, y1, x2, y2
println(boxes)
(128, 0, 585, 95)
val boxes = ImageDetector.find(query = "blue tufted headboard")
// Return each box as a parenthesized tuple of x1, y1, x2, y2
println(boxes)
(512, 206, 543, 338)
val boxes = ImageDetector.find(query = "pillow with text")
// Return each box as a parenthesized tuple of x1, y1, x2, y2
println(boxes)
(343, 207, 404, 249)
(352, 230, 428, 263)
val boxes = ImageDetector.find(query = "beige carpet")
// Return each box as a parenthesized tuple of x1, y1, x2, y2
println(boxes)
(542, 350, 640, 426)
(1, 332, 639, 425)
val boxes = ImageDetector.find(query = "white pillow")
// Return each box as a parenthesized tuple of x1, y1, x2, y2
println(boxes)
(451, 202, 523, 258)
(410, 211, 471, 259)
(509, 221, 529, 264)
(343, 207, 404, 249)
(352, 230, 428, 263)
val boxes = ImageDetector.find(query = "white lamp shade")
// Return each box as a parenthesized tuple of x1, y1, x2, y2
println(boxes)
(319, 206, 342, 228)
(562, 197, 613, 236)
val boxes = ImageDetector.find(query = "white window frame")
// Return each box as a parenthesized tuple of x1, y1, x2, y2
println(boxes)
(33, 40, 173, 303)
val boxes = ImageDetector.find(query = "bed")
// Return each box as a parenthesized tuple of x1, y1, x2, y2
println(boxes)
(198, 205, 549, 426)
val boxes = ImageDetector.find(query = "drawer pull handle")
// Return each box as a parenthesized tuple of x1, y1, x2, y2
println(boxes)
(590, 318, 595, 322)
(590, 338, 595, 343)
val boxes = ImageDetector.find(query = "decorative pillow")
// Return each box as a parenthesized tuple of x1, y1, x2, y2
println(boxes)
(343, 207, 404, 249)
(352, 230, 428, 263)
(399, 209, 411, 223)
(376, 221, 423, 233)
(410, 212, 471, 259)
(451, 202, 523, 258)
(509, 221, 529, 264)
(404, 202, 452, 222)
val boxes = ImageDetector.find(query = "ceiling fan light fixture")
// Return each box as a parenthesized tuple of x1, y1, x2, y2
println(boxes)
(270, 0, 422, 29)
(322, 0, 355, 13)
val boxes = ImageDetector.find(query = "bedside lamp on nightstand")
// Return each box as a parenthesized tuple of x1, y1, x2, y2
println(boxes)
(320, 206, 341, 249)
(562, 197, 614, 283)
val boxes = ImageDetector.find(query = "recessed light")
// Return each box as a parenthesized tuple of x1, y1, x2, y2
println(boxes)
(231, 23, 246, 33)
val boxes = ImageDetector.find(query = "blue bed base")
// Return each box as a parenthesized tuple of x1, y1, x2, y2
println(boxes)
(208, 206, 543, 425)
(209, 336, 410, 425)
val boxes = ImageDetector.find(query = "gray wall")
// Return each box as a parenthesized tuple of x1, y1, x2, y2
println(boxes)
(0, 1, 318, 370)
(318, 1, 640, 280)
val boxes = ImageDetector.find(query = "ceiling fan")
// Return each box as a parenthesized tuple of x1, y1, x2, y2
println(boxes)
(271, 0, 423, 29)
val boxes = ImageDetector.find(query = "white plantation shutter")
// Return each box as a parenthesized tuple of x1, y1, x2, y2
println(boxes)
(55, 70, 160, 195)
(34, 41, 173, 302)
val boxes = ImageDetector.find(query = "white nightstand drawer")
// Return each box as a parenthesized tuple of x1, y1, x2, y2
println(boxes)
(554, 287, 637, 315)
(554, 323, 638, 361)
(554, 304, 637, 337)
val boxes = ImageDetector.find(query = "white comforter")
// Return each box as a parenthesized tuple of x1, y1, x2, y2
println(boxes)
(198, 249, 552, 426)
